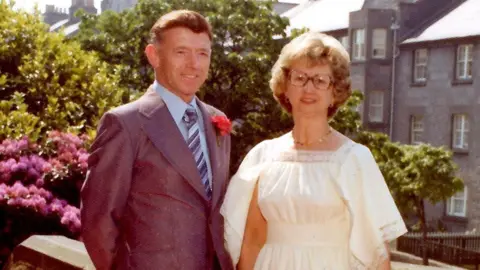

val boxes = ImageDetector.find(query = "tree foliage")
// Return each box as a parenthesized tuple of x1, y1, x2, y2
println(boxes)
(0, 92, 45, 141)
(0, 1, 125, 140)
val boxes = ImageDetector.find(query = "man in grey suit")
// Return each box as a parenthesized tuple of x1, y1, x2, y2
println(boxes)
(81, 10, 233, 270)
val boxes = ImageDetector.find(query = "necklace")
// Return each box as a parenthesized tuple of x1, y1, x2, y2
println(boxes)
(292, 126, 333, 146)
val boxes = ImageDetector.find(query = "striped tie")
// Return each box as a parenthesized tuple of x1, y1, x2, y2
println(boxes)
(183, 105, 212, 199)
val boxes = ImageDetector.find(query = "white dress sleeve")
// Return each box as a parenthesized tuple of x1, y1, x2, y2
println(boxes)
(220, 140, 269, 266)
(337, 144, 408, 269)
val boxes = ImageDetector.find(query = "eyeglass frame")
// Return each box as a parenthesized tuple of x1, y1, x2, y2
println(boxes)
(282, 67, 334, 90)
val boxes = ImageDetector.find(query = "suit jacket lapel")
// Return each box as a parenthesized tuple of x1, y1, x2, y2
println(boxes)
(197, 100, 224, 209)
(139, 87, 208, 201)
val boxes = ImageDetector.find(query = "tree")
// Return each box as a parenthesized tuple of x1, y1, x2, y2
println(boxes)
(329, 90, 363, 135)
(75, 0, 291, 172)
(397, 144, 463, 265)
(357, 129, 463, 265)
(0, 1, 125, 140)
(0, 92, 44, 141)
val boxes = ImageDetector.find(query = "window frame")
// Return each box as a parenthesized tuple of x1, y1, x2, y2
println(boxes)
(368, 91, 384, 123)
(372, 28, 387, 59)
(455, 44, 473, 80)
(352, 29, 366, 61)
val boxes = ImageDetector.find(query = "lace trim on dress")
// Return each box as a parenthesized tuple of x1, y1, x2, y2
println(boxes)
(380, 220, 407, 241)
(272, 151, 338, 162)
(350, 244, 388, 270)
(350, 254, 367, 270)
(270, 141, 355, 163)
(349, 220, 405, 269)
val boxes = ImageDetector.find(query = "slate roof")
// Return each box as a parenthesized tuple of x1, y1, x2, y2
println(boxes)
(49, 19, 69, 32)
(282, 0, 364, 34)
(402, 0, 480, 44)
(64, 22, 81, 37)
(48, 19, 81, 37)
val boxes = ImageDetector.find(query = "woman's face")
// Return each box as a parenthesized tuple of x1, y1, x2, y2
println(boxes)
(285, 58, 334, 118)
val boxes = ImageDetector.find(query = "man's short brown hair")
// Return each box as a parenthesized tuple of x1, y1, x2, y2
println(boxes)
(150, 10, 213, 44)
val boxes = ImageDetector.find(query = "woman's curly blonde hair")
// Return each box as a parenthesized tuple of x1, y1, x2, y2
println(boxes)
(270, 31, 352, 118)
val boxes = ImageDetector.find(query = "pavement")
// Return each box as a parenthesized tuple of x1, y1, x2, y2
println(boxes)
(392, 261, 461, 269)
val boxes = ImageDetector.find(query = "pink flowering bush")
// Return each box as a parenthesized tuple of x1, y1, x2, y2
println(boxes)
(0, 138, 45, 186)
(0, 132, 89, 266)
(40, 131, 90, 206)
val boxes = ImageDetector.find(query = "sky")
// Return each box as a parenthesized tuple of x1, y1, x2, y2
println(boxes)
(11, 0, 102, 13)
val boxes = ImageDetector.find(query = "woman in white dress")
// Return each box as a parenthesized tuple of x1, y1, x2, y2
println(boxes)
(220, 31, 408, 270)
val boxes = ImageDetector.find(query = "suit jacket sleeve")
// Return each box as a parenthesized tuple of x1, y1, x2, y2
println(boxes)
(81, 112, 134, 270)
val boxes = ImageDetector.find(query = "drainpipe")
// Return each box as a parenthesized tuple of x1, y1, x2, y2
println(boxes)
(389, 20, 400, 139)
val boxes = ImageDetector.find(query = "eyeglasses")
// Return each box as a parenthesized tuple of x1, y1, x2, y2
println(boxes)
(284, 68, 333, 90)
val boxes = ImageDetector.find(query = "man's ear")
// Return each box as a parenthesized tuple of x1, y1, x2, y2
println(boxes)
(145, 44, 160, 69)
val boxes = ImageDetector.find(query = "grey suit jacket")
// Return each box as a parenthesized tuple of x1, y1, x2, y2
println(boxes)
(81, 86, 233, 270)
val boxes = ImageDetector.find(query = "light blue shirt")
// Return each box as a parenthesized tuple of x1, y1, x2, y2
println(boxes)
(153, 81, 213, 188)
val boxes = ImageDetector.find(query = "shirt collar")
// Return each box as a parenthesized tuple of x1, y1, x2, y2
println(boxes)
(153, 80, 198, 125)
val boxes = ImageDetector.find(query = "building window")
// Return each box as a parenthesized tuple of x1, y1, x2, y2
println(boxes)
(372, 29, 387, 59)
(352, 29, 365, 60)
(339, 35, 349, 50)
(446, 187, 467, 217)
(452, 114, 469, 150)
(368, 91, 384, 122)
(413, 49, 428, 82)
(456, 44, 473, 80)
(410, 115, 424, 144)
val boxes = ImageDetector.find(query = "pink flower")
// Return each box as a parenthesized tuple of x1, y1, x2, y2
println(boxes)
(10, 182, 29, 197)
(28, 185, 39, 194)
(6, 158, 16, 167)
(42, 163, 52, 173)
(7, 197, 22, 206)
(17, 138, 29, 150)
(59, 152, 74, 163)
(50, 199, 66, 215)
(79, 162, 88, 170)
(78, 153, 89, 163)
(0, 184, 7, 198)
(36, 187, 52, 200)
(49, 159, 63, 170)
(5, 144, 15, 155)
(48, 130, 61, 140)
(16, 161, 27, 172)
(36, 178, 45, 187)
(36, 198, 48, 215)
(10, 163, 18, 172)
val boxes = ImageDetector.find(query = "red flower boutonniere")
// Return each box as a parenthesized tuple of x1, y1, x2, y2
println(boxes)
(211, 115, 232, 145)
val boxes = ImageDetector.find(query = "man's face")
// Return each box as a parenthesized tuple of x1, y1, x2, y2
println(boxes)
(149, 27, 212, 103)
